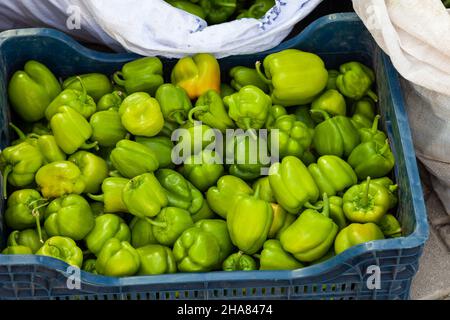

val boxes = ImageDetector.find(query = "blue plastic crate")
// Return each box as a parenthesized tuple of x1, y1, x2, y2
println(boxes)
(0, 13, 429, 300)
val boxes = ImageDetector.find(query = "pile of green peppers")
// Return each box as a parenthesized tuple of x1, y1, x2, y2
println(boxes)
(0, 48, 402, 276)
(165, 0, 276, 25)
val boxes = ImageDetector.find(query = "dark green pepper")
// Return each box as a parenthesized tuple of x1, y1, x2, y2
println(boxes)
(336, 62, 378, 102)
(90, 109, 128, 147)
(200, 0, 237, 24)
(155, 84, 193, 125)
(230, 66, 269, 93)
(223, 252, 257, 271)
(359, 115, 387, 144)
(97, 91, 126, 111)
(129, 217, 158, 248)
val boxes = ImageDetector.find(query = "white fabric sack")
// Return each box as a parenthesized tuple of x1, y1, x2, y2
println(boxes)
(353, 0, 450, 213)
(0, 0, 322, 58)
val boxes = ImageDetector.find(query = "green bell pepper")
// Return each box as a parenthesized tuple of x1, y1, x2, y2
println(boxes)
(372, 177, 398, 209)
(90, 109, 128, 147)
(180, 150, 225, 192)
(293, 105, 315, 129)
(311, 89, 347, 122)
(308, 155, 358, 197)
(359, 115, 387, 144)
(224, 85, 271, 131)
(230, 66, 269, 93)
(4, 190, 46, 243)
(82, 259, 98, 274)
(175, 121, 216, 158)
(256, 49, 328, 106)
(135, 136, 175, 169)
(44, 194, 95, 241)
(265, 105, 287, 129)
(167, 0, 206, 19)
(36, 236, 83, 267)
(227, 134, 267, 180)
(7, 229, 48, 253)
(63, 73, 113, 102)
(31, 121, 52, 136)
(206, 175, 253, 219)
(50, 106, 97, 155)
(268, 156, 319, 214)
(351, 97, 376, 129)
(280, 194, 338, 262)
(334, 223, 384, 255)
(188, 90, 235, 132)
(336, 62, 378, 102)
(252, 177, 275, 203)
(68, 151, 109, 194)
(155, 169, 203, 215)
(200, 0, 237, 24)
(113, 57, 164, 95)
(85, 214, 131, 255)
(258, 239, 303, 270)
(220, 83, 235, 99)
(269, 114, 314, 159)
(110, 140, 159, 178)
(8, 60, 61, 122)
(227, 186, 273, 255)
(173, 227, 221, 272)
(311, 110, 360, 158)
(129, 217, 157, 248)
(119, 92, 165, 137)
(191, 199, 216, 222)
(35, 161, 85, 198)
(222, 252, 257, 271)
(238, 0, 274, 19)
(155, 84, 192, 125)
(1, 138, 44, 193)
(343, 177, 391, 223)
(88, 177, 130, 213)
(97, 90, 126, 111)
(326, 69, 340, 90)
(122, 173, 168, 219)
(46, 78, 96, 120)
(195, 219, 233, 262)
(137, 244, 177, 275)
(347, 140, 395, 180)
(378, 214, 402, 238)
(314, 196, 347, 231)
(146, 207, 194, 246)
(96, 239, 140, 277)
(2, 245, 33, 255)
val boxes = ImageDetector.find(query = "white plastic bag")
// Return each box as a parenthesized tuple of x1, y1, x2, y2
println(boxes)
(353, 0, 450, 213)
(0, 0, 322, 58)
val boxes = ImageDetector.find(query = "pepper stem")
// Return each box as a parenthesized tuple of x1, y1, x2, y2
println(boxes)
(253, 254, 261, 259)
(255, 61, 273, 85)
(214, 1, 237, 8)
(80, 141, 99, 151)
(319, 193, 330, 218)
(371, 115, 381, 134)
(379, 139, 390, 154)
(310, 110, 331, 121)
(87, 193, 105, 202)
(77, 76, 88, 103)
(145, 218, 166, 229)
(113, 71, 126, 86)
(32, 202, 49, 243)
(242, 118, 258, 140)
(304, 202, 323, 211)
(9, 123, 27, 141)
(2, 165, 12, 200)
(188, 106, 209, 124)
(362, 177, 371, 207)
(109, 170, 123, 178)
(172, 112, 186, 126)
(367, 90, 379, 103)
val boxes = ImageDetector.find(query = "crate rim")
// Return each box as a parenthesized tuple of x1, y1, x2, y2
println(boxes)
(0, 13, 429, 289)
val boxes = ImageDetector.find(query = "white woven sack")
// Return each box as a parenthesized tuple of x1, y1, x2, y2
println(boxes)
(353, 0, 450, 213)
(0, 0, 323, 58)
